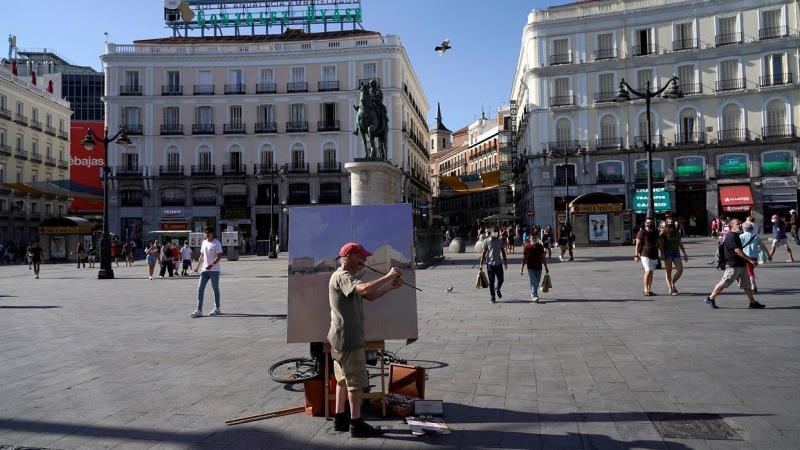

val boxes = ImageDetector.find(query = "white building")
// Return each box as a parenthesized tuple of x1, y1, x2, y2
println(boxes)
(101, 29, 431, 247)
(512, 0, 800, 234)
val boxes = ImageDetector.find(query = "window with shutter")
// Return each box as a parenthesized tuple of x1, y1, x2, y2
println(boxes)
(678, 65, 695, 93)
(362, 63, 377, 80)
(199, 147, 212, 169)
(600, 115, 617, 140)
(766, 100, 785, 127)
(722, 104, 741, 131)
(292, 143, 305, 166)
(291, 104, 305, 122)
(260, 144, 274, 166)
(260, 68, 274, 84)
(164, 107, 180, 126)
(196, 106, 212, 125)
(554, 78, 569, 97)
(291, 67, 305, 83)
(680, 109, 697, 142)
(229, 145, 242, 167)
(229, 106, 243, 125)
(323, 143, 337, 165)
(555, 119, 572, 143)
(637, 69, 653, 91)
(167, 149, 180, 169)
(124, 107, 140, 126)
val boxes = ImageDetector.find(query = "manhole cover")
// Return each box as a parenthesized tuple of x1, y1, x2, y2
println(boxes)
(647, 413, 742, 440)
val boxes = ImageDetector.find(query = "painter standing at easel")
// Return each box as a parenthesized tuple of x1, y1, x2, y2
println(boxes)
(328, 242, 403, 437)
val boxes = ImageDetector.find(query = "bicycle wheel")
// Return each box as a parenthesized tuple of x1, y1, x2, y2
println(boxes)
(269, 357, 321, 384)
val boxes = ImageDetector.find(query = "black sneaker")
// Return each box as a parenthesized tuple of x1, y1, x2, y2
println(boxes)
(748, 301, 766, 309)
(704, 297, 719, 309)
(490, 297, 496, 303)
(332, 413, 350, 432)
(496, 289, 502, 299)
(568, 258, 574, 261)
(350, 419, 385, 437)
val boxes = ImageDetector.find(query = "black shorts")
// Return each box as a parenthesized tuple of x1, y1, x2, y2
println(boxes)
(558, 238, 568, 246)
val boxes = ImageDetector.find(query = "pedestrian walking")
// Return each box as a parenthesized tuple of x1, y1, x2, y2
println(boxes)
(180, 241, 194, 276)
(111, 240, 120, 267)
(520, 233, 548, 302)
(634, 218, 659, 296)
(542, 227, 553, 259)
(768, 214, 794, 262)
(479, 225, 507, 303)
(558, 221, 574, 261)
(704, 218, 765, 309)
(789, 209, 799, 245)
(123, 241, 132, 266)
(191, 227, 223, 318)
(739, 221, 771, 292)
(507, 226, 516, 254)
(159, 242, 175, 277)
(73, 242, 86, 268)
(659, 221, 688, 295)
(145, 240, 159, 280)
(328, 242, 403, 437)
(745, 215, 760, 236)
(28, 241, 44, 279)
(87, 242, 97, 268)
(689, 215, 697, 237)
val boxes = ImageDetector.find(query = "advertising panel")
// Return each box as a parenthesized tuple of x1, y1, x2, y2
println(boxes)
(70, 121, 105, 212)
(718, 154, 748, 177)
(588, 214, 609, 242)
(762, 151, 794, 176)
(675, 156, 704, 180)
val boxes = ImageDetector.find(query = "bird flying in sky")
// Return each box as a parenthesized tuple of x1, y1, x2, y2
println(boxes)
(435, 38, 451, 56)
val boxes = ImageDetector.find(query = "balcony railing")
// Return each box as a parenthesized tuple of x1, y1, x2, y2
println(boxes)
(318, 80, 339, 92)
(256, 83, 277, 94)
(253, 163, 277, 175)
(593, 92, 616, 103)
(193, 84, 214, 95)
(549, 53, 572, 66)
(57, 130, 68, 140)
(223, 123, 246, 134)
(44, 156, 56, 166)
(317, 120, 340, 132)
(44, 125, 56, 136)
(716, 32, 743, 47)
(634, 135, 664, 148)
(125, 124, 143, 135)
(255, 122, 277, 134)
(286, 121, 308, 133)
(0, 107, 10, 120)
(679, 83, 703, 95)
(596, 137, 622, 150)
(160, 124, 183, 135)
(57, 159, 69, 169)
(30, 153, 42, 163)
(716, 78, 745, 92)
(222, 164, 246, 175)
(554, 174, 577, 186)
(192, 124, 215, 135)
(193, 197, 217, 206)
(0, 144, 11, 156)
(762, 125, 797, 140)
(161, 197, 185, 206)
(594, 48, 618, 60)
(718, 128, 749, 143)
(359, 78, 380, 87)
(548, 141, 578, 152)
(115, 165, 142, 176)
(318, 162, 341, 173)
(14, 147, 28, 160)
(159, 165, 184, 176)
(759, 73, 793, 87)
(30, 120, 42, 131)
(759, 26, 787, 41)
(162, 85, 183, 95)
(675, 131, 706, 146)
(14, 113, 28, 126)
(631, 44, 656, 56)
(549, 95, 575, 107)
(672, 38, 698, 51)
(287, 163, 309, 174)
(597, 173, 626, 184)
(224, 83, 245, 95)
(287, 82, 308, 93)
(120, 85, 142, 96)
(191, 165, 215, 175)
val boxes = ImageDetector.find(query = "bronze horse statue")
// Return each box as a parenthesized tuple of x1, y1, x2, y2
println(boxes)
(355, 83, 387, 159)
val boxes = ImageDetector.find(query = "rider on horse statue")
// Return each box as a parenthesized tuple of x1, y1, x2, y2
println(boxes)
(353, 79, 388, 136)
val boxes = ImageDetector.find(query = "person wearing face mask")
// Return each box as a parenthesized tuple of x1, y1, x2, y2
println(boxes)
(768, 214, 794, 262)
(634, 218, 660, 296)
(658, 221, 688, 295)
(704, 219, 765, 309)
(479, 226, 508, 303)
(520, 233, 548, 302)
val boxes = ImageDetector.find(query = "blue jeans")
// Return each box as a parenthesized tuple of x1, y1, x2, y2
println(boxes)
(197, 271, 220, 311)
(487, 264, 504, 299)
(527, 269, 542, 297)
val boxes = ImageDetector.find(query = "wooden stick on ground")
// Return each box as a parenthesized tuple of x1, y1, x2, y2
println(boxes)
(225, 406, 305, 425)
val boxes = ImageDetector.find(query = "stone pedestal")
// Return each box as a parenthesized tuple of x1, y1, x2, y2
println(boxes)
(448, 237, 465, 253)
(346, 159, 403, 205)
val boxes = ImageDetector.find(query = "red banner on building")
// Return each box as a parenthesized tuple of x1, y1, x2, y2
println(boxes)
(69, 121, 105, 213)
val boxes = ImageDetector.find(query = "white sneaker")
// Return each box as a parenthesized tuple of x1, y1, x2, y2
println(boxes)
(190, 310, 203, 318)
(559, 255, 564, 261)
(149, 276, 153, 280)
(209, 307, 221, 316)
(533, 296, 540, 303)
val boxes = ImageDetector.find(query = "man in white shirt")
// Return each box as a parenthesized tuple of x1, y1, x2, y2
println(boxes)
(179, 241, 194, 276)
(191, 227, 223, 318)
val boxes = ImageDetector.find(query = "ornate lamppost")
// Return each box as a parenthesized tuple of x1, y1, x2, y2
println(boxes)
(547, 140, 586, 223)
(256, 163, 288, 258)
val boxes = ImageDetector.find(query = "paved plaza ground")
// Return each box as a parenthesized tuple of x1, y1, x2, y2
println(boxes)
(1, 236, 799, 449)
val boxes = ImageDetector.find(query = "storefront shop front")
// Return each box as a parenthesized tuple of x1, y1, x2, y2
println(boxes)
(37, 217, 95, 261)
(718, 184, 754, 221)
(568, 192, 631, 246)
(760, 177, 797, 234)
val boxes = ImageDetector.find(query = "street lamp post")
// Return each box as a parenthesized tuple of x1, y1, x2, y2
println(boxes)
(256, 164, 288, 258)
(547, 140, 585, 223)
(616, 77, 683, 219)
(81, 126, 131, 280)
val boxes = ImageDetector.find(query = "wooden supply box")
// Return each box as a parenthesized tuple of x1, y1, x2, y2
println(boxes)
(369, 363, 425, 417)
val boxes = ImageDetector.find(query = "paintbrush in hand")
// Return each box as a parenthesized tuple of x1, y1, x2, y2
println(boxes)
(363, 264, 422, 291)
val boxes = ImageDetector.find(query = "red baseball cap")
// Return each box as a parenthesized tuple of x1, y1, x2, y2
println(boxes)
(337, 242, 373, 260)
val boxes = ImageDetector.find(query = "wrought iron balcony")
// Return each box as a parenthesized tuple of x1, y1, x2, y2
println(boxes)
(287, 82, 308, 93)
(286, 121, 308, 133)
(759, 26, 787, 41)
(125, 124, 143, 135)
(716, 78, 745, 92)
(593, 92, 616, 103)
(57, 159, 69, 169)
(191, 165, 216, 175)
(253, 163, 277, 175)
(672, 38, 698, 51)
(317, 120, 340, 132)
(759, 73, 793, 87)
(57, 130, 68, 140)
(554, 174, 577, 186)
(192, 124, 215, 135)
(30, 120, 42, 131)
(256, 83, 277, 94)
(115, 165, 142, 176)
(548, 141, 578, 152)
(193, 197, 216, 206)
(193, 84, 214, 95)
(549, 95, 575, 107)
(675, 131, 706, 146)
(222, 164, 246, 175)
(718, 128, 749, 143)
(594, 48, 617, 60)
(549, 53, 572, 66)
(224, 84, 245, 95)
(0, 144, 11, 156)
(30, 153, 42, 164)
(159, 165, 184, 176)
(287, 163, 309, 174)
(634, 135, 664, 148)
(120, 85, 142, 96)
(161, 196, 186, 206)
(0, 107, 10, 120)
(679, 83, 703, 95)
(160, 124, 183, 135)
(14, 147, 27, 160)
(317, 162, 341, 173)
(162, 85, 183, 95)
(318, 80, 339, 92)
(359, 78, 380, 87)
(762, 125, 797, 140)
(14, 113, 27, 126)
(44, 125, 56, 136)
(254, 122, 277, 134)
(595, 137, 622, 150)
(223, 123, 246, 134)
(631, 44, 656, 56)
(44, 156, 56, 166)
(716, 32, 743, 47)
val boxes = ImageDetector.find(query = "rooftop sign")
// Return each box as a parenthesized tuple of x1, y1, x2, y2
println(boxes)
(164, 0, 363, 36)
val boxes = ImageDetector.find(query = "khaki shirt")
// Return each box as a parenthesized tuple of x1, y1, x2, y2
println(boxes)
(327, 267, 365, 351)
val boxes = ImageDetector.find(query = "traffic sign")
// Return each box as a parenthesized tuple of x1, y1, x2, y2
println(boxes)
(526, 211, 535, 218)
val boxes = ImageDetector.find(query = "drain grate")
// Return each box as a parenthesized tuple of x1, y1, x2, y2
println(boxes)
(647, 412, 742, 440)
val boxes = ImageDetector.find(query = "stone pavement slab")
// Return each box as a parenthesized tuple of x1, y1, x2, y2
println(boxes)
(0, 236, 799, 449)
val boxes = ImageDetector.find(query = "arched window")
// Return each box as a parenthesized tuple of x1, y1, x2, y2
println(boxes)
(198, 145, 212, 172)
(598, 115, 618, 149)
(555, 118, 572, 145)
(636, 112, 656, 147)
(721, 104, 743, 141)
(323, 142, 337, 165)
(291, 143, 305, 170)
(766, 99, 786, 128)
(260, 144, 274, 167)
(166, 145, 180, 171)
(121, 146, 139, 173)
(161, 186, 185, 206)
(228, 144, 242, 170)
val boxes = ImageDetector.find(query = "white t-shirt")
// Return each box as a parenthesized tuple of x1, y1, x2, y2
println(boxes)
(180, 246, 193, 260)
(200, 239, 223, 272)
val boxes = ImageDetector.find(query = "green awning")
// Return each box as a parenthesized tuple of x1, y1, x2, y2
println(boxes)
(633, 187, 671, 214)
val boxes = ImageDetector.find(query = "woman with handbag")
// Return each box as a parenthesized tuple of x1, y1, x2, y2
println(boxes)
(520, 234, 548, 302)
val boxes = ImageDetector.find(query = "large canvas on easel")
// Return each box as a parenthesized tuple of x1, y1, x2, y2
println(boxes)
(286, 203, 418, 343)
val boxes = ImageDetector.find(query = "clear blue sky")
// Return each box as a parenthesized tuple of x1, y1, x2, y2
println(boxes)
(3, 0, 563, 129)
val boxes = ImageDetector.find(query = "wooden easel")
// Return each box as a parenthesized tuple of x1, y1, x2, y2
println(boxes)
(323, 341, 387, 419)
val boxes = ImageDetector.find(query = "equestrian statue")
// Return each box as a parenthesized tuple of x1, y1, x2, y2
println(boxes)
(353, 79, 388, 160)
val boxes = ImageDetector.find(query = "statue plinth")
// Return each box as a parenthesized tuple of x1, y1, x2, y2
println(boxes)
(346, 161, 403, 205)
